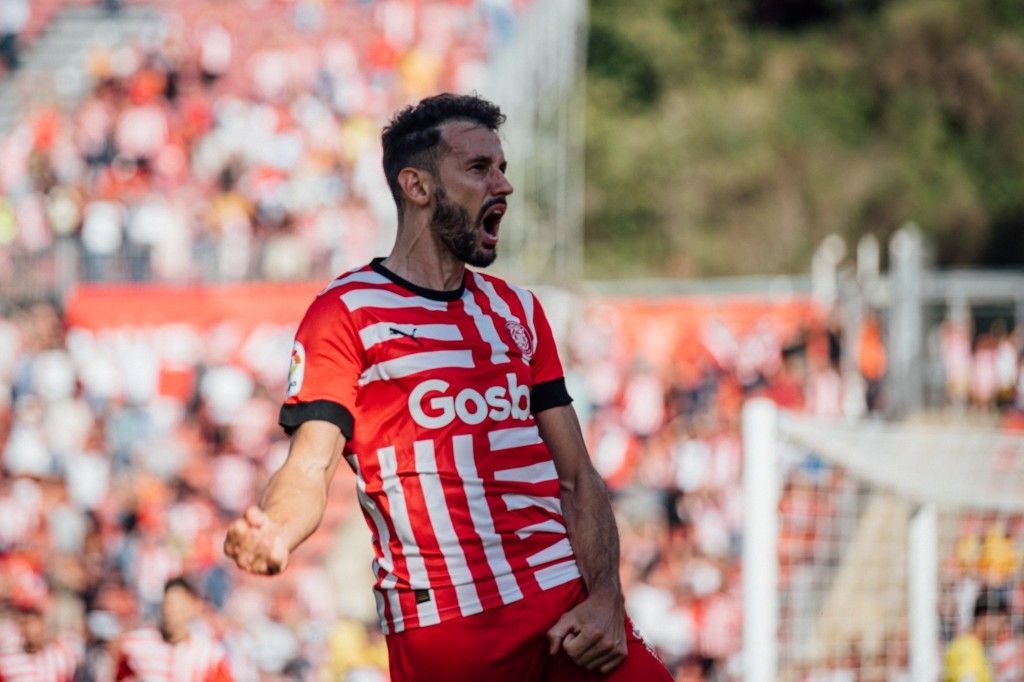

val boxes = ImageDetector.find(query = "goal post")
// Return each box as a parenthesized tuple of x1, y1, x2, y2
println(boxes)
(742, 399, 1024, 681)
(743, 398, 780, 682)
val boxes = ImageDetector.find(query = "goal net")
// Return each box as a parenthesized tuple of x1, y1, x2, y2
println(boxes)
(742, 399, 1024, 682)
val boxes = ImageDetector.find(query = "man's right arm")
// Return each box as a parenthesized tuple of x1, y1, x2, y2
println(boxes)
(224, 420, 345, 575)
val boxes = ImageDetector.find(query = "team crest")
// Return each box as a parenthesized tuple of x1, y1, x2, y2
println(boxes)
(286, 341, 305, 397)
(505, 320, 534, 359)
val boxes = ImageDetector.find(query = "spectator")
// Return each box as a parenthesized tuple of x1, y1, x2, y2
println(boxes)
(115, 576, 233, 681)
(944, 590, 1007, 682)
(0, 568, 84, 681)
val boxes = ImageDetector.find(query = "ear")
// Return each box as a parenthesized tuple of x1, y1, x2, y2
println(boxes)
(398, 167, 433, 209)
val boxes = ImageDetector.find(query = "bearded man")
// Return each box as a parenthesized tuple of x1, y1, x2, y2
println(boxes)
(225, 93, 670, 682)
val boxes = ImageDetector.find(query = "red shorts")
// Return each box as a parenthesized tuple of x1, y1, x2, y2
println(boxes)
(385, 580, 671, 681)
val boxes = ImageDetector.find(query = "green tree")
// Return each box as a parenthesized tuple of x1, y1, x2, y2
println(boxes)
(585, 0, 1024, 277)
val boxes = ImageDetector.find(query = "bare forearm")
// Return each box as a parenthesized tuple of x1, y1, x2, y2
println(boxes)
(225, 421, 343, 574)
(259, 465, 329, 551)
(561, 467, 622, 599)
(536, 404, 624, 600)
(536, 405, 628, 671)
(259, 421, 344, 551)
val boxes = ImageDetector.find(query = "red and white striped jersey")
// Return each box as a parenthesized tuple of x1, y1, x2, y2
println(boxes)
(0, 635, 83, 682)
(280, 259, 580, 633)
(116, 628, 232, 682)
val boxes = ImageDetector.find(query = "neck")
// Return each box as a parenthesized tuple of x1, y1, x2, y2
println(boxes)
(383, 212, 465, 291)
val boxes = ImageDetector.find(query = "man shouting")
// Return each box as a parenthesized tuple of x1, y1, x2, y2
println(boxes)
(225, 93, 670, 682)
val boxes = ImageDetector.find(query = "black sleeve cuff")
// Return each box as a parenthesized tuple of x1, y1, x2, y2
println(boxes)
(279, 400, 354, 439)
(531, 377, 573, 414)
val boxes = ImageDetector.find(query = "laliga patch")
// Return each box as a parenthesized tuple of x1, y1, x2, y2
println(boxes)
(505, 320, 534, 360)
(286, 341, 305, 397)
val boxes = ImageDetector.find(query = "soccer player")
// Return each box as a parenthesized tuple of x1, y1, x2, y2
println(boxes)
(115, 577, 233, 681)
(224, 93, 671, 680)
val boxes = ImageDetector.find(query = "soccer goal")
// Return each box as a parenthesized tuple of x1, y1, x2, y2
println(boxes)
(742, 398, 1024, 682)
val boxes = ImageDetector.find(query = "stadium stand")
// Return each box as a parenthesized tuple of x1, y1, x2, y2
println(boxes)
(0, 0, 533, 297)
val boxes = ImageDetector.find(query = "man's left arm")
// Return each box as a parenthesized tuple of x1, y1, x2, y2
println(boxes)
(536, 403, 627, 675)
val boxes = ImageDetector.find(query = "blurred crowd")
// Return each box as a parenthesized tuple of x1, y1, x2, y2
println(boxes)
(564, 299, 855, 679)
(937, 317, 1024, 421)
(938, 351, 1024, 682)
(1, 0, 530, 289)
(0, 298, 391, 680)
(940, 515, 1024, 682)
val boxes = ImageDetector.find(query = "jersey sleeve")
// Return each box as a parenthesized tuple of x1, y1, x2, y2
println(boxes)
(528, 292, 573, 413)
(278, 292, 363, 439)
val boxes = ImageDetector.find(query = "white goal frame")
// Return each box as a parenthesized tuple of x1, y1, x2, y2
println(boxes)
(742, 398, 1024, 682)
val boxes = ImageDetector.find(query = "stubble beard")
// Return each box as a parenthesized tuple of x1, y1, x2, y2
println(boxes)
(431, 185, 496, 268)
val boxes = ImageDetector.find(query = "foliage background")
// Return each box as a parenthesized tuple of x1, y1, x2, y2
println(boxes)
(583, 0, 1024, 278)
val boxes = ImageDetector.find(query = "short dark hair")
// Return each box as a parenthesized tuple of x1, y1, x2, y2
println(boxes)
(163, 575, 199, 598)
(381, 93, 506, 211)
(974, 589, 1010, 619)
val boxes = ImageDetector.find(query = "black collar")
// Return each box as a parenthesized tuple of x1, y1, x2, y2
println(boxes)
(370, 257, 466, 301)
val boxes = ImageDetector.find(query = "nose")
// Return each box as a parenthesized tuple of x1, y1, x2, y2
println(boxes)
(491, 168, 513, 198)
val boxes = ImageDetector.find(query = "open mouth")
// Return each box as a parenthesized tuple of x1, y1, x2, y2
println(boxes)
(481, 203, 506, 242)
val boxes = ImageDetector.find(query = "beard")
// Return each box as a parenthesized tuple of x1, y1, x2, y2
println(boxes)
(431, 185, 497, 268)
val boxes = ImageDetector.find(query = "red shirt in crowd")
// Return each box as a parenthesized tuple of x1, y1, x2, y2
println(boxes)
(115, 628, 232, 682)
(0, 635, 83, 682)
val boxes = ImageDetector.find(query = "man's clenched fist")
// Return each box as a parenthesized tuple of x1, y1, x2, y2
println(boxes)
(224, 506, 291, 575)
(546, 593, 627, 674)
